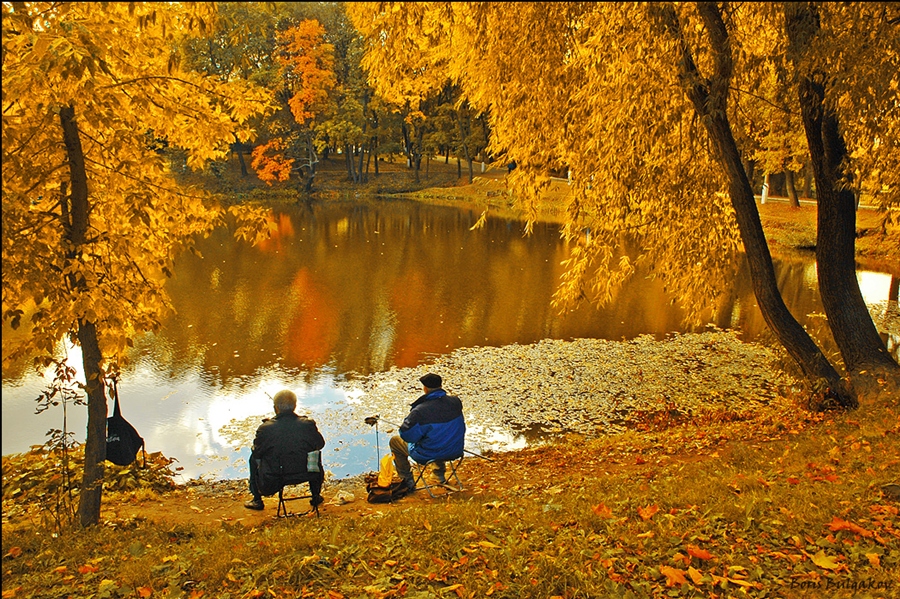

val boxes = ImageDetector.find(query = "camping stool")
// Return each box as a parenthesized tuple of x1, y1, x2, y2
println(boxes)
(412, 455, 464, 498)
(276, 480, 321, 519)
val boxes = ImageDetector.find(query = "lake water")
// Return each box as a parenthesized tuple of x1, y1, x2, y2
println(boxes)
(2, 197, 896, 481)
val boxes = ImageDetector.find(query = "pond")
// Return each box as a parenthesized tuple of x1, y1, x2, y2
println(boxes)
(2, 197, 897, 482)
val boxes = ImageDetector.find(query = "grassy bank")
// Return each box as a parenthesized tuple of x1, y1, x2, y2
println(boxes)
(3, 386, 898, 598)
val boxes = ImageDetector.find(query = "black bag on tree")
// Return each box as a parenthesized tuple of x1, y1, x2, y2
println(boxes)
(105, 378, 145, 467)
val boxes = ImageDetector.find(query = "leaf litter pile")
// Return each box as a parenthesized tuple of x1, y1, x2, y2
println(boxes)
(339, 330, 798, 453)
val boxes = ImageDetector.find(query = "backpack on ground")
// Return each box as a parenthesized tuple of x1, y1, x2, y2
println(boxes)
(365, 454, 408, 503)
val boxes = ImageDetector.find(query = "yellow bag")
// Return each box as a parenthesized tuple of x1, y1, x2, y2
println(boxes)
(378, 454, 397, 488)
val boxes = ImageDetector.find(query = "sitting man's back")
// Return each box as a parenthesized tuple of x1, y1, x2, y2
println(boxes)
(244, 389, 325, 511)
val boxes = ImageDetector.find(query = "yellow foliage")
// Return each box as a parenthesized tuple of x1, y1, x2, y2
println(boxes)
(2, 2, 273, 366)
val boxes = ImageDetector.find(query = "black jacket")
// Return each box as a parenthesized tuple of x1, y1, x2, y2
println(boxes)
(252, 412, 325, 495)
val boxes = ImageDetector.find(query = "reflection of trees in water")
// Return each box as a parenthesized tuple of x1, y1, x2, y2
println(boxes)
(136, 201, 861, 387)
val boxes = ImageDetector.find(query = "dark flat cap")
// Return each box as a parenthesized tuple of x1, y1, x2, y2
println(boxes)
(419, 373, 442, 389)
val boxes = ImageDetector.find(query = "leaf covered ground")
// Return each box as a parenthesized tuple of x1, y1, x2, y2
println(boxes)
(3, 372, 898, 599)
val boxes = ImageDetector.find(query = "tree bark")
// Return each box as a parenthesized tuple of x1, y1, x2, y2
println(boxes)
(656, 3, 854, 407)
(784, 2, 899, 394)
(785, 170, 800, 207)
(60, 104, 108, 527)
(803, 164, 813, 198)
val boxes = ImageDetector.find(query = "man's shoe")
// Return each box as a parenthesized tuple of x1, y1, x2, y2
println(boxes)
(244, 498, 264, 511)
(404, 477, 417, 494)
(310, 494, 325, 508)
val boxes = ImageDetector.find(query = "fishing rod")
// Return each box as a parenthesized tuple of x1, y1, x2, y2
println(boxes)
(364, 415, 495, 462)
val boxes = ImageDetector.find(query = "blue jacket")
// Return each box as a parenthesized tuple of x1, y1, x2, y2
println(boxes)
(399, 389, 465, 463)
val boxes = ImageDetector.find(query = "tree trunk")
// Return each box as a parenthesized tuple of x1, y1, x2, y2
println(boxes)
(803, 164, 813, 198)
(785, 170, 800, 207)
(345, 143, 357, 182)
(60, 104, 108, 527)
(657, 2, 854, 407)
(743, 158, 755, 188)
(304, 133, 317, 193)
(784, 2, 899, 395)
(456, 109, 475, 184)
(236, 149, 248, 177)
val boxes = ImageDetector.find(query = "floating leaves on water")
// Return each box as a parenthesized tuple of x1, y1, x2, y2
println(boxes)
(336, 330, 799, 454)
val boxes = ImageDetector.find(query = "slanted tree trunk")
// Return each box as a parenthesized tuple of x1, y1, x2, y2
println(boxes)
(60, 104, 108, 527)
(656, 2, 854, 407)
(784, 2, 899, 395)
(785, 170, 800, 207)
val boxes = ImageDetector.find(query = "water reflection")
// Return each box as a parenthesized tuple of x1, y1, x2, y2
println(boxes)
(2, 198, 896, 480)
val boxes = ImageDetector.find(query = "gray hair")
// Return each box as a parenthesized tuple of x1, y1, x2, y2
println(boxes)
(272, 389, 297, 414)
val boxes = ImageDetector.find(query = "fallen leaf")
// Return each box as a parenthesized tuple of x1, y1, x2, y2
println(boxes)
(478, 541, 501, 549)
(384, 560, 398, 567)
(78, 564, 100, 574)
(810, 550, 840, 571)
(659, 565, 687, 587)
(686, 545, 714, 560)
(423, 519, 432, 531)
(189, 591, 205, 599)
(687, 566, 703, 584)
(787, 477, 800, 485)
(137, 587, 153, 598)
(2, 588, 23, 599)
(637, 504, 659, 520)
(53, 566, 67, 574)
(865, 553, 880, 567)
(591, 503, 613, 518)
(4, 547, 22, 559)
(827, 516, 873, 537)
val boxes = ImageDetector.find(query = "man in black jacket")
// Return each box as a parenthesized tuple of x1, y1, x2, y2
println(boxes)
(244, 389, 326, 511)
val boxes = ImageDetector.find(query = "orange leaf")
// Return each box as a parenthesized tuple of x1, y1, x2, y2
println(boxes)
(2, 588, 22, 599)
(189, 591, 205, 599)
(787, 477, 800, 485)
(137, 587, 153, 598)
(659, 565, 687, 587)
(4, 547, 22, 559)
(327, 591, 344, 599)
(53, 566, 67, 574)
(592, 503, 613, 518)
(687, 566, 703, 585)
(423, 519, 432, 531)
(637, 504, 659, 520)
(866, 553, 881, 567)
(78, 564, 100, 574)
(827, 516, 873, 537)
(686, 544, 714, 560)
(384, 560, 398, 567)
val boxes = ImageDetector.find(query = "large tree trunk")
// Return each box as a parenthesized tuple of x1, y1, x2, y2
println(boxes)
(60, 104, 108, 527)
(784, 2, 899, 396)
(657, 3, 854, 407)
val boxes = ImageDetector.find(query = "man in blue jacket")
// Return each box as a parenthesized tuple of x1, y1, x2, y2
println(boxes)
(390, 372, 466, 493)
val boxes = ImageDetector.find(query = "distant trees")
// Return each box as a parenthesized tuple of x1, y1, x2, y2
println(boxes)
(348, 2, 899, 404)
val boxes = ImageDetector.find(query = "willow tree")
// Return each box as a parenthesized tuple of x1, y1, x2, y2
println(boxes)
(2, 2, 272, 526)
(348, 2, 899, 405)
